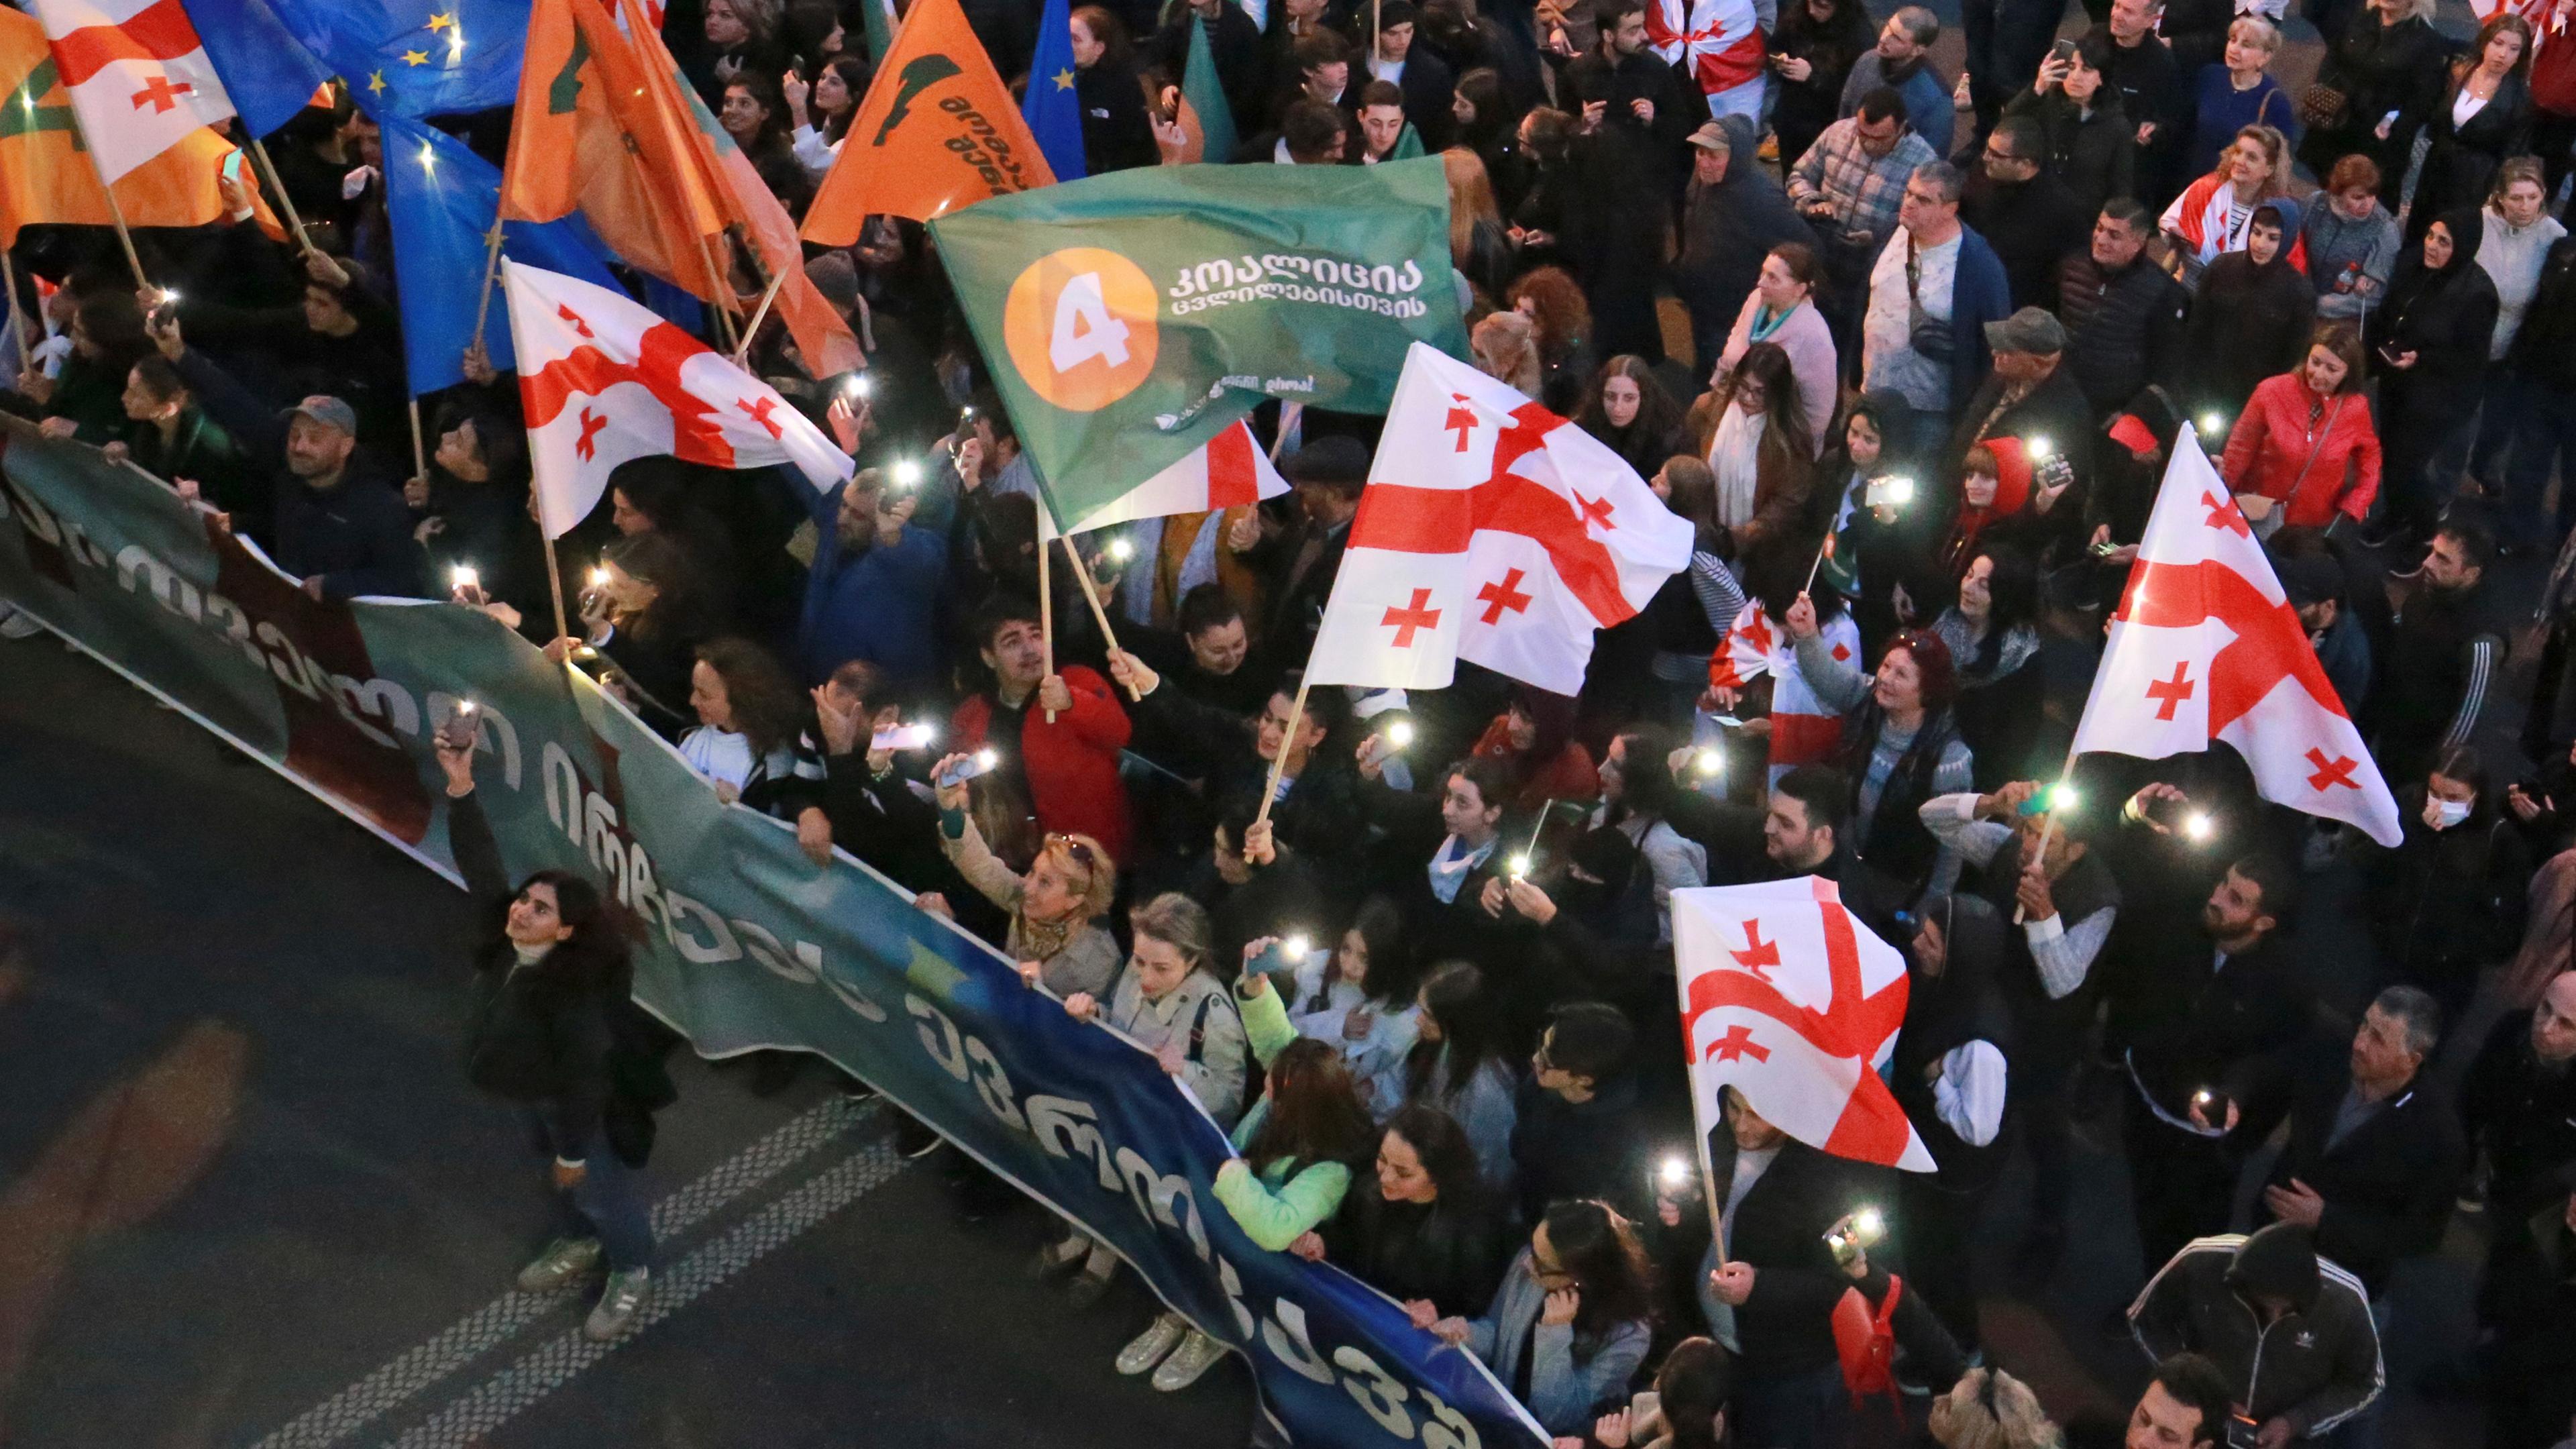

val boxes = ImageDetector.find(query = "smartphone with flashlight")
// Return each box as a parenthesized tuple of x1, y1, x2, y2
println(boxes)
(1824, 1208, 1886, 1271)
(2226, 1415, 2263, 1449)
(433, 696, 481, 752)
(935, 749, 1000, 788)
(871, 722, 937, 752)
(1862, 474, 1914, 509)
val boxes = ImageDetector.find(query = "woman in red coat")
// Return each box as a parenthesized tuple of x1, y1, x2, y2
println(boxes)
(2220, 324, 2383, 531)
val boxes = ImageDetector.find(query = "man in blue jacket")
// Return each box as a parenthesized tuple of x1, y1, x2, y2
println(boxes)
(796, 464, 948, 693)
(1860, 160, 2013, 458)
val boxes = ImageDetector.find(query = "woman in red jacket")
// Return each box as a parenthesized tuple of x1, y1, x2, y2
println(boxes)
(2220, 324, 2383, 531)
(948, 595, 1136, 865)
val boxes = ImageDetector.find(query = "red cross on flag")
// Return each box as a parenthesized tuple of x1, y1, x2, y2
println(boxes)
(1034, 422, 1289, 540)
(501, 260, 854, 539)
(31, 0, 235, 184)
(1305, 341, 1693, 692)
(1672, 878, 1932, 1172)
(2070, 425, 2402, 846)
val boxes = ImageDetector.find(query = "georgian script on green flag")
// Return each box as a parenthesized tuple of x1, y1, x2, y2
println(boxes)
(928, 158, 1465, 525)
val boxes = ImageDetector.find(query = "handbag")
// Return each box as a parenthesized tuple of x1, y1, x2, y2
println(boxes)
(2297, 82, 2348, 131)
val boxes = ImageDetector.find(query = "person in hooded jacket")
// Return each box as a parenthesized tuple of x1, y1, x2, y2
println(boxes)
(1674, 115, 1819, 376)
(2129, 1223, 2385, 1446)
(2182, 197, 2317, 425)
(1890, 893, 2015, 1353)
(433, 714, 658, 1344)
(2370, 209, 2500, 554)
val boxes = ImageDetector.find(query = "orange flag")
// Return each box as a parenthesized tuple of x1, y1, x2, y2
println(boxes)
(500, 0, 730, 302)
(800, 0, 1053, 245)
(0, 7, 276, 248)
(611, 0, 861, 377)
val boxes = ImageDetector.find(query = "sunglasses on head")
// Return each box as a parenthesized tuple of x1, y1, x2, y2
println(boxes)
(1044, 833, 1099, 871)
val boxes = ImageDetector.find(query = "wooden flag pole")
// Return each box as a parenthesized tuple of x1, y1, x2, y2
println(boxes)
(408, 396, 431, 488)
(1269, 401, 1304, 461)
(2014, 749, 2082, 924)
(97, 176, 152, 294)
(1061, 535, 1141, 700)
(470, 223, 506, 356)
(1252, 675, 1313, 830)
(540, 535, 574, 651)
(692, 232, 740, 352)
(246, 138, 318, 258)
(0, 248, 34, 380)
(1037, 525, 1057, 723)
(731, 266, 790, 367)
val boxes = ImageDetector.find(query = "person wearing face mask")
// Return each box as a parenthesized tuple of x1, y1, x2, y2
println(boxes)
(2300, 157, 2402, 325)
(2367, 747, 2529, 1018)
(2219, 325, 2380, 537)
(1888, 893, 2015, 1352)
(2368, 211, 2500, 561)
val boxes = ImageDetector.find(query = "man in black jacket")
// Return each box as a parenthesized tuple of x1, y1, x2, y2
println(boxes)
(2129, 1224, 2385, 1444)
(2461, 969, 2576, 1219)
(2374, 521, 2504, 782)
(2087, 0, 2184, 207)
(2251, 985, 2465, 1300)
(2121, 847, 2309, 1276)
(2057, 199, 2190, 419)
(2502, 235, 2576, 553)
(1360, 1, 1457, 150)
(1509, 1001, 1649, 1224)
(1961, 115, 2090, 311)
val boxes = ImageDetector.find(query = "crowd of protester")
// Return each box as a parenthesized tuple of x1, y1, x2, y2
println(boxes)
(9, 0, 2576, 1440)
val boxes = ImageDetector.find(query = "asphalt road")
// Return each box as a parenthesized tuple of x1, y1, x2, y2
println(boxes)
(0, 635, 1254, 1449)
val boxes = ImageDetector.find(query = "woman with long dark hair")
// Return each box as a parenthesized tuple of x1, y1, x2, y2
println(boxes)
(1399, 960, 1521, 1189)
(1931, 546, 2043, 790)
(2409, 12, 2536, 242)
(1421, 1199, 1656, 1434)
(718, 74, 814, 214)
(2372, 209, 2500, 557)
(1069, 7, 1159, 172)
(1575, 356, 1689, 478)
(680, 637, 827, 824)
(1450, 68, 1531, 216)
(782, 55, 871, 180)
(1585, 1336, 1733, 1449)
(1786, 604, 1976, 889)
(1688, 340, 1817, 565)
(549, 531, 716, 734)
(1278, 899, 1422, 1117)
(1316, 1106, 1512, 1319)
(1591, 722, 1709, 944)
(1120, 967, 1375, 1389)
(433, 716, 656, 1342)
(1470, 686, 1601, 809)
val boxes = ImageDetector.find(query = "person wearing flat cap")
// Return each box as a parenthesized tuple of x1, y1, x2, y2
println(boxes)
(1927, 307, 2093, 568)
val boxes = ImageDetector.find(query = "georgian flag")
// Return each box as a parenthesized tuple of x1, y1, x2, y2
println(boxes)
(1674, 877, 1933, 1172)
(1036, 421, 1288, 540)
(1305, 342, 1693, 694)
(33, 0, 236, 184)
(1644, 0, 1766, 101)
(500, 260, 853, 539)
(2070, 425, 2402, 845)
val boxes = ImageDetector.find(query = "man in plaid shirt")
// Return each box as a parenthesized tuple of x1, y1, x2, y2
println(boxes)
(1788, 87, 1940, 352)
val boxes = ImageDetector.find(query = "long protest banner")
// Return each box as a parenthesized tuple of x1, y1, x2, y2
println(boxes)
(0, 418, 1544, 1449)
(928, 158, 1467, 529)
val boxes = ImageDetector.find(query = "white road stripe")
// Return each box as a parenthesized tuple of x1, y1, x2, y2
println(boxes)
(250, 1096, 879, 1449)
(388, 1138, 909, 1448)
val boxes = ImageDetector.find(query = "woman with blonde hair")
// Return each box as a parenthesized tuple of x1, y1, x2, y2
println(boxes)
(2159, 124, 2296, 282)
(1929, 1367, 2063, 1449)
(928, 751, 1122, 1001)
(1471, 309, 1543, 395)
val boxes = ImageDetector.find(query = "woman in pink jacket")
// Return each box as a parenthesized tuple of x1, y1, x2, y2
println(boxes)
(1715, 242, 1839, 453)
(2220, 323, 2383, 531)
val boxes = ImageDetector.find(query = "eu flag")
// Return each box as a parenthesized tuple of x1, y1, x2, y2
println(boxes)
(177, 0, 335, 138)
(261, 0, 533, 122)
(379, 116, 621, 395)
(1021, 0, 1087, 182)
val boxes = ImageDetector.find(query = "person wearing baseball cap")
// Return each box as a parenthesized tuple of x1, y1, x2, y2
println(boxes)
(151, 305, 423, 601)
(1945, 305, 2093, 512)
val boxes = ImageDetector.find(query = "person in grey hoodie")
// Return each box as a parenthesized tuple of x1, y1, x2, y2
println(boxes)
(2129, 1222, 2385, 1445)
(2302, 155, 2403, 327)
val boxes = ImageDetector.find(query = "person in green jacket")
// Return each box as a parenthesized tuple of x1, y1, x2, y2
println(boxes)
(1114, 950, 1375, 1393)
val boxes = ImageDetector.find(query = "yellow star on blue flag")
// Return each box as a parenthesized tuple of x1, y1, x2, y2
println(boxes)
(401, 48, 429, 64)
(426, 11, 456, 30)
(1053, 69, 1073, 90)
(368, 68, 387, 95)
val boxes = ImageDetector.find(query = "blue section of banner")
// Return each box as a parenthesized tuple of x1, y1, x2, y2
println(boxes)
(1021, 0, 1088, 182)
(177, 0, 337, 138)
(0, 419, 1550, 1449)
(379, 117, 623, 395)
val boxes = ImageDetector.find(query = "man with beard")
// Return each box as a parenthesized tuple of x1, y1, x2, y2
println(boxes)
(1838, 7, 1953, 159)
(2461, 969, 2576, 1220)
(796, 465, 947, 693)
(2116, 842, 2307, 1277)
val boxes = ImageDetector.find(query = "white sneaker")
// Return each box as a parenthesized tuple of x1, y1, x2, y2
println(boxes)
(515, 1237, 602, 1293)
(1149, 1328, 1226, 1391)
(1115, 1312, 1187, 1375)
(583, 1267, 649, 1341)
(0, 605, 42, 640)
